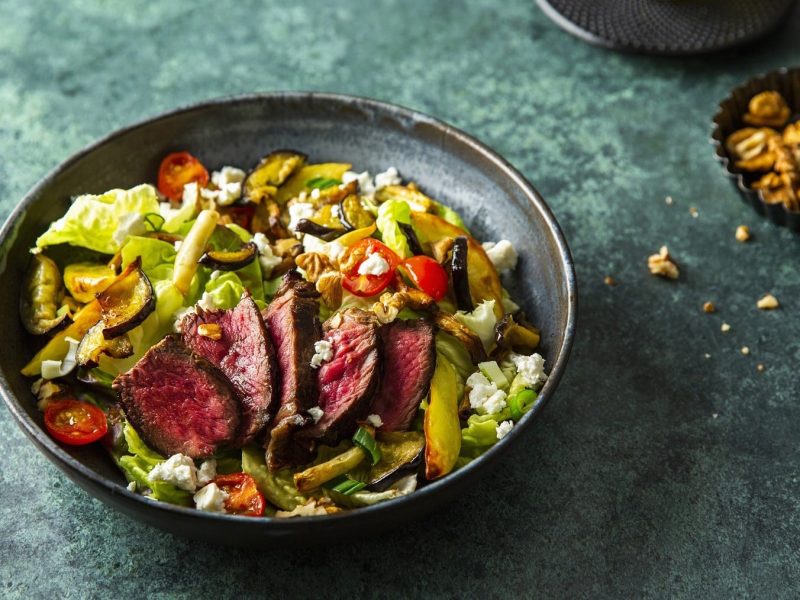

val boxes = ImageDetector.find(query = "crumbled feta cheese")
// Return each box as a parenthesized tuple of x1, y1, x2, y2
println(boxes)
(310, 188, 321, 200)
(41, 337, 81, 380)
(209, 270, 223, 281)
(510, 353, 548, 388)
(366, 414, 383, 428)
(112, 212, 147, 247)
(466, 371, 507, 415)
(197, 291, 218, 311)
(172, 305, 196, 332)
(173, 240, 182, 251)
(324, 241, 346, 264)
(496, 420, 514, 440)
(127, 481, 137, 492)
(148, 454, 198, 492)
(193, 483, 228, 513)
(342, 170, 375, 196)
(374, 167, 401, 190)
(310, 340, 334, 368)
(482, 240, 518, 274)
(308, 406, 324, 423)
(252, 232, 283, 277)
(196, 459, 217, 486)
(288, 202, 316, 233)
(358, 252, 390, 276)
(205, 166, 246, 206)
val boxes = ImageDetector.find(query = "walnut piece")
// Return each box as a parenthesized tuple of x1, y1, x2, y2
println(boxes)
(31, 378, 70, 412)
(604, 275, 617, 286)
(783, 122, 800, 146)
(647, 246, 679, 280)
(735, 225, 751, 242)
(726, 128, 779, 171)
(197, 323, 222, 340)
(743, 91, 791, 128)
(721, 322, 731, 332)
(703, 301, 716, 313)
(740, 346, 750, 356)
(296, 252, 334, 283)
(756, 293, 779, 310)
(316, 271, 343, 309)
(753, 171, 800, 211)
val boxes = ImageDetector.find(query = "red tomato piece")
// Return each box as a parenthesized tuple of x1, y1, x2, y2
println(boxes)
(157, 151, 209, 201)
(400, 255, 449, 301)
(341, 238, 400, 297)
(44, 399, 108, 446)
(214, 473, 266, 517)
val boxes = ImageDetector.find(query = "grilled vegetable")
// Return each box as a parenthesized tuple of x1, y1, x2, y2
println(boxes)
(21, 301, 102, 377)
(275, 163, 352, 205)
(410, 212, 503, 318)
(339, 194, 376, 231)
(44, 399, 108, 446)
(199, 241, 257, 271)
(20, 254, 70, 335)
(375, 184, 433, 212)
(494, 313, 541, 355)
(252, 200, 291, 239)
(451, 236, 472, 311)
(293, 219, 343, 241)
(424, 355, 461, 480)
(243, 150, 307, 203)
(172, 209, 219, 294)
(293, 445, 366, 493)
(75, 321, 134, 367)
(398, 222, 424, 256)
(337, 223, 377, 247)
(97, 258, 155, 339)
(369, 431, 425, 489)
(63, 262, 116, 303)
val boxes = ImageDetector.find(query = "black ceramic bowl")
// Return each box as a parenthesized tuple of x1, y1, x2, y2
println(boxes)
(0, 93, 576, 546)
(711, 67, 800, 233)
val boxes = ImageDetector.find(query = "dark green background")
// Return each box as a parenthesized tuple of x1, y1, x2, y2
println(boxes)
(1, 1, 798, 597)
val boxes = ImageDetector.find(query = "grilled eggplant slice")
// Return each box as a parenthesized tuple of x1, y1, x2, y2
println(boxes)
(76, 321, 134, 367)
(275, 163, 352, 205)
(199, 240, 258, 271)
(398, 222, 424, 256)
(368, 431, 425, 490)
(293, 219, 343, 241)
(96, 258, 156, 339)
(244, 150, 307, 203)
(63, 262, 116, 303)
(494, 313, 540, 355)
(375, 185, 433, 212)
(20, 254, 70, 335)
(339, 194, 376, 231)
(451, 236, 473, 312)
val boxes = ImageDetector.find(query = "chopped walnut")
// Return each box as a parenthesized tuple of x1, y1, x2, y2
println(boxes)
(753, 171, 800, 211)
(31, 378, 70, 412)
(275, 497, 341, 518)
(726, 128, 779, 171)
(295, 252, 334, 283)
(703, 301, 716, 313)
(743, 91, 791, 128)
(604, 276, 617, 287)
(768, 136, 799, 174)
(735, 225, 751, 242)
(689, 207, 699, 218)
(740, 346, 750, 356)
(197, 323, 222, 340)
(756, 363, 766, 373)
(721, 322, 731, 333)
(756, 293, 779, 310)
(783, 122, 800, 146)
(316, 271, 343, 309)
(647, 246, 679, 280)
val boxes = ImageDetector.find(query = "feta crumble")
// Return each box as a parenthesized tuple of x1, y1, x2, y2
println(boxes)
(252, 233, 283, 277)
(466, 371, 507, 415)
(196, 459, 217, 486)
(200, 166, 246, 206)
(342, 170, 375, 196)
(193, 483, 228, 513)
(358, 252, 390, 276)
(374, 167, 401, 190)
(288, 202, 315, 233)
(310, 339, 334, 368)
(308, 406, 324, 423)
(510, 353, 548, 388)
(482, 240, 518, 274)
(112, 212, 147, 247)
(148, 454, 198, 492)
(366, 414, 383, 428)
(310, 188, 321, 200)
(496, 420, 514, 440)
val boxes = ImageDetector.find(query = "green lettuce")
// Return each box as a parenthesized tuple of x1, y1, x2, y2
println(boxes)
(432, 201, 469, 232)
(460, 410, 511, 459)
(376, 199, 412, 258)
(36, 184, 161, 254)
(454, 299, 498, 350)
(203, 272, 248, 310)
(242, 445, 306, 511)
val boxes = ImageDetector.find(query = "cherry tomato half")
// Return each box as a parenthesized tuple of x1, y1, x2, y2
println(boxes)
(400, 255, 449, 301)
(157, 151, 209, 201)
(341, 239, 400, 297)
(214, 473, 266, 517)
(44, 399, 108, 446)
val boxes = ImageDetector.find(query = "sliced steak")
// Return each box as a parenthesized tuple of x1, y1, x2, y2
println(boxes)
(371, 319, 436, 431)
(298, 308, 381, 444)
(180, 292, 277, 446)
(262, 270, 322, 470)
(113, 335, 240, 458)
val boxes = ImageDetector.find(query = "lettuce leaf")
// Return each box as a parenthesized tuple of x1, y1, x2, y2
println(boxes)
(376, 199, 412, 258)
(460, 410, 511, 459)
(202, 272, 247, 310)
(432, 201, 469, 233)
(36, 185, 161, 254)
(454, 299, 498, 351)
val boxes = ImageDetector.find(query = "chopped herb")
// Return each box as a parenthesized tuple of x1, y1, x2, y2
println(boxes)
(142, 213, 166, 232)
(306, 177, 341, 190)
(328, 476, 367, 495)
(352, 426, 381, 465)
(509, 389, 537, 421)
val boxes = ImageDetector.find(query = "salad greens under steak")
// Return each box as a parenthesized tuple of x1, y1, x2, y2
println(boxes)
(21, 149, 548, 517)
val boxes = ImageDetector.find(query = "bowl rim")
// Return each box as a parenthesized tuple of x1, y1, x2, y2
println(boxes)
(0, 91, 577, 530)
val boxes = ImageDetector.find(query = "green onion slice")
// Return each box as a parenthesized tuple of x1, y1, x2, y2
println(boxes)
(509, 389, 537, 421)
(352, 426, 381, 465)
(143, 212, 166, 232)
(306, 177, 341, 190)
(328, 476, 367, 495)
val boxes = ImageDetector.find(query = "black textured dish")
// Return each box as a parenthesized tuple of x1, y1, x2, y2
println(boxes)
(0, 93, 577, 546)
(536, 0, 797, 56)
(711, 67, 800, 233)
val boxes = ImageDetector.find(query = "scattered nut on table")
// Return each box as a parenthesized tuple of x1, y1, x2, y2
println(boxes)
(741, 346, 751, 356)
(703, 301, 716, 313)
(647, 246, 679, 280)
(604, 275, 617, 286)
(721, 322, 731, 332)
(756, 293, 780, 310)
(735, 225, 751, 242)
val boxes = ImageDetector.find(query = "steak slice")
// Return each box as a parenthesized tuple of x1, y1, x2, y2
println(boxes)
(113, 335, 240, 458)
(180, 292, 277, 446)
(262, 270, 322, 470)
(371, 319, 436, 431)
(298, 308, 381, 445)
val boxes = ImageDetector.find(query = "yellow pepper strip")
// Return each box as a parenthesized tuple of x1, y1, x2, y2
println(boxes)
(424, 354, 462, 480)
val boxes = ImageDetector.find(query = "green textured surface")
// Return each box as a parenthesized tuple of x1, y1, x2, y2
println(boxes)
(2, 0, 799, 597)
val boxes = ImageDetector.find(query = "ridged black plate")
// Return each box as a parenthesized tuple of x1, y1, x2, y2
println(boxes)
(537, 0, 797, 56)
(711, 67, 800, 233)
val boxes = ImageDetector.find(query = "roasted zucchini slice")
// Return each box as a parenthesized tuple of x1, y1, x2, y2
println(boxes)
(374, 185, 433, 212)
(75, 321, 134, 367)
(63, 262, 116, 303)
(275, 163, 352, 205)
(198, 241, 258, 271)
(96, 258, 156, 339)
(339, 194, 376, 230)
(20, 254, 70, 335)
(244, 150, 307, 203)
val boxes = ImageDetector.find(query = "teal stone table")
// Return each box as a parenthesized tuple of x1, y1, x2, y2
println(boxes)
(2, 1, 799, 597)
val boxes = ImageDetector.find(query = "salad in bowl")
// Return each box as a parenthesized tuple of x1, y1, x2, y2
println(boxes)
(20, 149, 547, 518)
